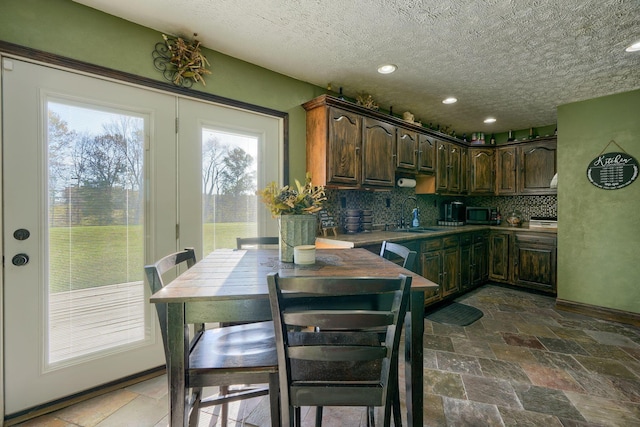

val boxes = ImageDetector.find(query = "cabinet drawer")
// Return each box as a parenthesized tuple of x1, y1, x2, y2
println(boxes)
(443, 236, 459, 248)
(473, 232, 489, 243)
(422, 238, 442, 252)
(515, 233, 556, 246)
(459, 234, 473, 246)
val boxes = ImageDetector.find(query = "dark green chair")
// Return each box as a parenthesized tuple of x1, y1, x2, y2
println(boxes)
(267, 272, 411, 427)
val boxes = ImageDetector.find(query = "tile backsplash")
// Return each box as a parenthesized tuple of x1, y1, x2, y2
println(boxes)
(322, 188, 557, 233)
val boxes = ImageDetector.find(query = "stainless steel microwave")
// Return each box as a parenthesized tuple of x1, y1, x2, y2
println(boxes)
(466, 207, 499, 225)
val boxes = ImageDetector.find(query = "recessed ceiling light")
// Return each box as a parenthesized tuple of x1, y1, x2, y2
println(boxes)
(442, 97, 457, 104)
(484, 117, 497, 124)
(625, 40, 640, 52)
(377, 64, 397, 74)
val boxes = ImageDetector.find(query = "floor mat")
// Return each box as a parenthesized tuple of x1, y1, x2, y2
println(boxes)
(425, 302, 484, 326)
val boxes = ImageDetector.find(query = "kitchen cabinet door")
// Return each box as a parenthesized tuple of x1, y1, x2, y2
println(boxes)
(305, 103, 362, 187)
(327, 107, 361, 186)
(421, 250, 442, 305)
(396, 128, 418, 171)
(470, 148, 495, 194)
(489, 231, 510, 281)
(460, 146, 469, 194)
(472, 233, 489, 285)
(362, 117, 395, 187)
(441, 246, 460, 297)
(496, 146, 517, 195)
(459, 238, 473, 291)
(436, 140, 462, 194)
(448, 144, 462, 193)
(513, 233, 557, 293)
(436, 140, 449, 192)
(418, 133, 436, 173)
(519, 140, 557, 195)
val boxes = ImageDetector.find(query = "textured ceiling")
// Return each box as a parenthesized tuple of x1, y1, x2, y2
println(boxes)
(74, 0, 640, 135)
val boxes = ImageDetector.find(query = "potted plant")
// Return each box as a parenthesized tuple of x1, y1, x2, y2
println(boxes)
(257, 173, 326, 262)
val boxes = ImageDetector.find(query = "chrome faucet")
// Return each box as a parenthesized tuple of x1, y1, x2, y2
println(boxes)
(399, 196, 418, 229)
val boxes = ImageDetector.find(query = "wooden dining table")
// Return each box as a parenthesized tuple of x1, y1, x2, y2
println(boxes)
(150, 247, 438, 426)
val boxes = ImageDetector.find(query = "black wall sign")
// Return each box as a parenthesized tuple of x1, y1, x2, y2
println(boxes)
(586, 152, 638, 190)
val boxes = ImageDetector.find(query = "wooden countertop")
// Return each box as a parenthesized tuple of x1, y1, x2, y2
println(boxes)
(317, 223, 557, 248)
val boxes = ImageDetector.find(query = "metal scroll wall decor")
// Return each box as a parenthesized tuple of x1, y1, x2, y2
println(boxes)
(586, 140, 638, 190)
(152, 33, 211, 88)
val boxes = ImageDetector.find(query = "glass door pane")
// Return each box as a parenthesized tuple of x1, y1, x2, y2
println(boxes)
(202, 129, 259, 252)
(47, 100, 146, 366)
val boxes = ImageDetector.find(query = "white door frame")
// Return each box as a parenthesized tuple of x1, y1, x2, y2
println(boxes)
(0, 50, 288, 420)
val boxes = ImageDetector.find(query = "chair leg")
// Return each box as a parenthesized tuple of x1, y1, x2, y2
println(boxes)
(220, 385, 229, 427)
(188, 388, 202, 427)
(295, 406, 302, 427)
(392, 390, 402, 427)
(367, 406, 375, 427)
(391, 365, 402, 427)
(268, 373, 280, 427)
(315, 406, 323, 427)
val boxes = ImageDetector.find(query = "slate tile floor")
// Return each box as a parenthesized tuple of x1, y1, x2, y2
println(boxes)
(15, 285, 640, 426)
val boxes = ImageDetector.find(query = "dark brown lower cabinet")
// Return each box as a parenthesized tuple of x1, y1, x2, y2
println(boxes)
(472, 232, 489, 285)
(421, 236, 459, 305)
(460, 231, 490, 291)
(488, 230, 557, 295)
(421, 250, 442, 306)
(489, 231, 510, 281)
(364, 228, 556, 311)
(459, 236, 472, 291)
(513, 233, 557, 293)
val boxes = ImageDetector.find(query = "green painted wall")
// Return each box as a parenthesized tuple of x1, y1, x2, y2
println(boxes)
(0, 0, 326, 183)
(557, 89, 640, 313)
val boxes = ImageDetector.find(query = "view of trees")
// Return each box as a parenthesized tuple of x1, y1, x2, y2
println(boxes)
(48, 107, 256, 227)
(48, 109, 144, 227)
(202, 133, 257, 223)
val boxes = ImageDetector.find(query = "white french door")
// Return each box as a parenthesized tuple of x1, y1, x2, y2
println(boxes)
(2, 57, 284, 415)
(1, 58, 176, 414)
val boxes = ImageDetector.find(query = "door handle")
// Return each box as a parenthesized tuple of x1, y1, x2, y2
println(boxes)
(12, 253, 30, 266)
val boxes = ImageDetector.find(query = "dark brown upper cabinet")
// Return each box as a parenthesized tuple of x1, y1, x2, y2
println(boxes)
(518, 140, 557, 195)
(469, 148, 495, 195)
(496, 146, 518, 195)
(362, 117, 395, 188)
(436, 140, 463, 194)
(396, 128, 418, 171)
(417, 134, 436, 173)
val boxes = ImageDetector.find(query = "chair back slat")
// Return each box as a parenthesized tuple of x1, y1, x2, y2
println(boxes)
(276, 275, 404, 295)
(283, 310, 394, 330)
(288, 345, 387, 362)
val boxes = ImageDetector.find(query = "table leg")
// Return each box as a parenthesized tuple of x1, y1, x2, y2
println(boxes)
(406, 289, 424, 427)
(167, 303, 188, 426)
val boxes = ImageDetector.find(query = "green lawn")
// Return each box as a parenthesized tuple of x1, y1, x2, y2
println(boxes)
(49, 222, 256, 293)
